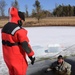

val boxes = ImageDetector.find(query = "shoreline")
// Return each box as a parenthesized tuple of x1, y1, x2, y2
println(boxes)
(1, 17, 75, 28)
(0, 24, 75, 28)
(23, 24, 75, 27)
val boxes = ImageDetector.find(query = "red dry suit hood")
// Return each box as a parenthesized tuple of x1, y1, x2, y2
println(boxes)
(9, 7, 20, 24)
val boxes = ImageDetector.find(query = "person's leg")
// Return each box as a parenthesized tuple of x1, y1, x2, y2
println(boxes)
(9, 69, 15, 75)
(5, 61, 15, 75)
(12, 59, 28, 75)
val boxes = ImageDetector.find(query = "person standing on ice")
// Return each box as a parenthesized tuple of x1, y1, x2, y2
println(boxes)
(1, 7, 35, 75)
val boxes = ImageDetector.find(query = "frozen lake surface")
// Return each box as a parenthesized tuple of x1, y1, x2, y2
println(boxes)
(27, 26, 75, 46)
(0, 26, 75, 75)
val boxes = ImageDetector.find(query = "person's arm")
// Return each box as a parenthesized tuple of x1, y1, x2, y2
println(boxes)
(21, 41, 35, 65)
(21, 41, 33, 56)
(47, 68, 52, 71)
(46, 62, 54, 72)
(66, 64, 71, 75)
(17, 29, 35, 65)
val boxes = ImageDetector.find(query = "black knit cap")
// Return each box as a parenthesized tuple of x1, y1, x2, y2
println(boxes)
(58, 55, 64, 59)
(18, 11, 25, 21)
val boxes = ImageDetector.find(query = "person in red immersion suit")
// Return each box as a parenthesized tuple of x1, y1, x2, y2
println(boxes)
(1, 7, 35, 75)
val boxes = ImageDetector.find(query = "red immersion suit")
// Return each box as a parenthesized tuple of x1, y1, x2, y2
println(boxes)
(2, 7, 34, 75)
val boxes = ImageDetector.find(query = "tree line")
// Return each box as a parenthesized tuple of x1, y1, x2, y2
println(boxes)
(53, 4, 75, 17)
(0, 0, 75, 22)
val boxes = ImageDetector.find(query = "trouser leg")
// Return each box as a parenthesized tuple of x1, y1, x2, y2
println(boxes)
(12, 59, 28, 75)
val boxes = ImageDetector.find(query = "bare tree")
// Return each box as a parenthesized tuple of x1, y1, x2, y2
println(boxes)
(25, 5, 29, 17)
(0, 0, 6, 17)
(11, 0, 19, 10)
(33, 0, 41, 23)
(31, 9, 36, 17)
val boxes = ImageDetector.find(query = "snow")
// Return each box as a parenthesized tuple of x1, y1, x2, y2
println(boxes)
(26, 27, 75, 46)
(0, 26, 75, 75)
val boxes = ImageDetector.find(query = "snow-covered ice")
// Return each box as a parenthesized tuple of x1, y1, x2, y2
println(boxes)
(0, 26, 75, 75)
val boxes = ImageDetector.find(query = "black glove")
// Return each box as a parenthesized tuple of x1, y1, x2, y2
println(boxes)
(29, 56, 35, 65)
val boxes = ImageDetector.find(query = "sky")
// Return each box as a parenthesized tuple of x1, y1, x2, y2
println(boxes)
(5, 0, 75, 15)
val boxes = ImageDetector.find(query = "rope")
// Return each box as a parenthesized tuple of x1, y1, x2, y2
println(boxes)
(28, 44, 75, 64)
(46, 44, 75, 60)
(35, 44, 75, 62)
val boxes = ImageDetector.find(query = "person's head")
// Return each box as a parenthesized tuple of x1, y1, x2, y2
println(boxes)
(8, 7, 25, 26)
(18, 11, 25, 26)
(57, 55, 64, 64)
